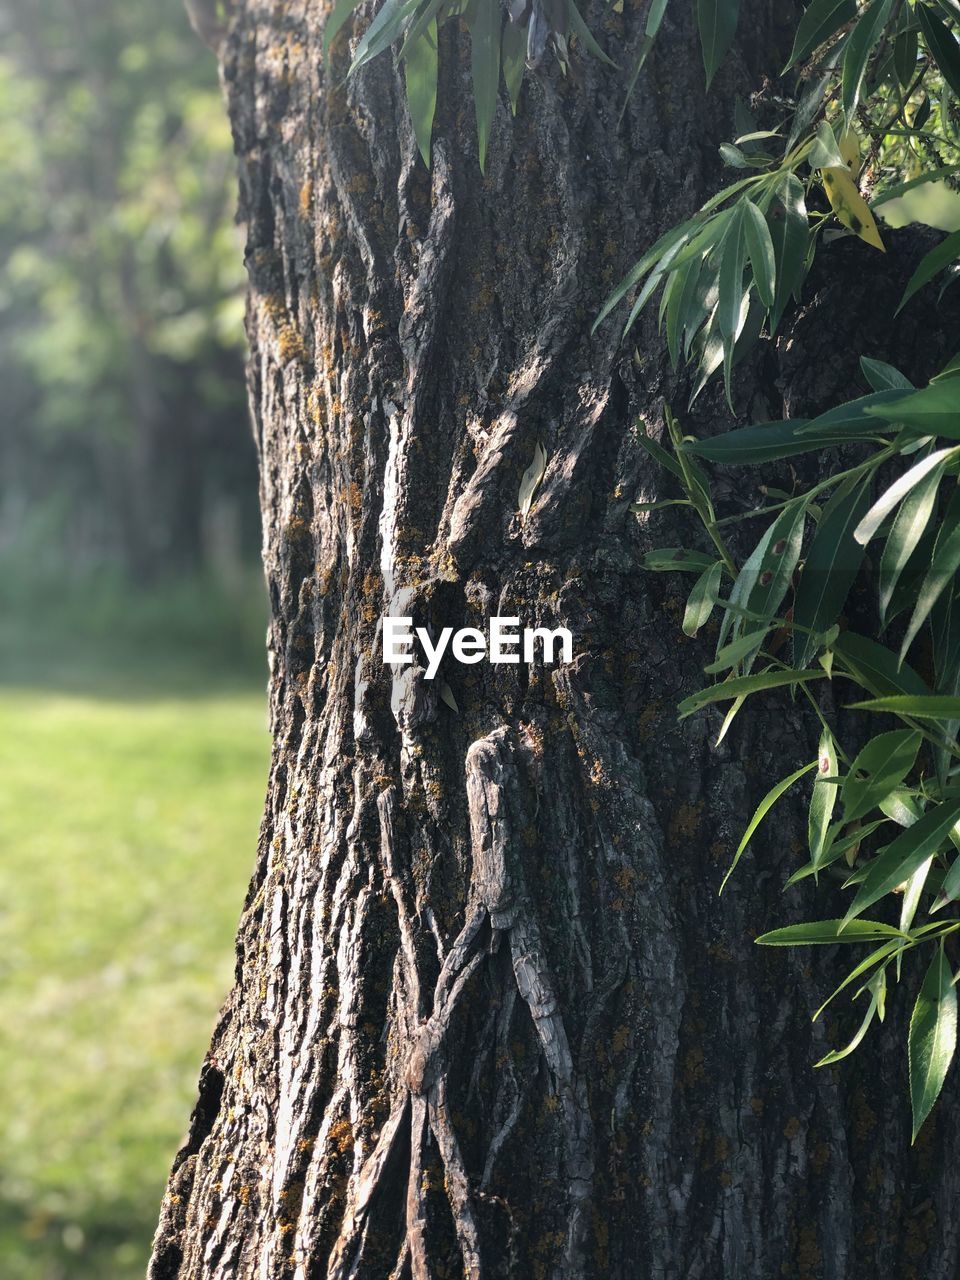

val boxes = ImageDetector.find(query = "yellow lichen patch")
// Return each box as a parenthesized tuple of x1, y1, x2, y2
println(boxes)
(682, 1045, 705, 1086)
(283, 516, 311, 545)
(328, 1117, 353, 1158)
(668, 801, 704, 847)
(277, 322, 307, 365)
(614, 867, 636, 894)
(904, 1203, 936, 1262)
(706, 942, 733, 963)
(637, 699, 663, 741)
(306, 385, 326, 426)
(345, 172, 373, 197)
(708, 839, 729, 865)
(611, 1025, 631, 1054)
(794, 1222, 822, 1279)
(852, 1086, 877, 1140)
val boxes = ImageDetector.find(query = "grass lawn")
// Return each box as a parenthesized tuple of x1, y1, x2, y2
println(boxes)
(0, 577, 270, 1279)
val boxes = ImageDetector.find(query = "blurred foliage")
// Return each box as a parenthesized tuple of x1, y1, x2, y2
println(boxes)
(0, 0, 255, 578)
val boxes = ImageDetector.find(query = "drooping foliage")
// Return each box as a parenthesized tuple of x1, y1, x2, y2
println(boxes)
(615, 1, 960, 1141)
(330, 0, 960, 1137)
(641, 362, 960, 1142)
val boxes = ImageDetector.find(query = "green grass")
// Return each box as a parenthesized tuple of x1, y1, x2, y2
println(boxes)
(0, 574, 270, 1279)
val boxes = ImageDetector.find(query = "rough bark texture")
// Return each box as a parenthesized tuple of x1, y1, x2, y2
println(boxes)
(151, 2, 960, 1277)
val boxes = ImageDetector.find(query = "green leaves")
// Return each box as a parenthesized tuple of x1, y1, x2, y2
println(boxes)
(610, 0, 960, 1136)
(849, 694, 960, 719)
(501, 19, 525, 115)
(468, 0, 501, 174)
(816, 969, 886, 1066)
(840, 730, 921, 823)
(809, 728, 839, 869)
(637, 364, 960, 1132)
(622, 0, 673, 114)
(756, 919, 906, 945)
(899, 229, 960, 311)
(843, 799, 960, 923)
(740, 500, 807, 652)
(866, 379, 960, 435)
(566, 0, 618, 68)
(879, 455, 945, 624)
(768, 174, 810, 332)
(894, 22, 920, 87)
(596, 156, 816, 401)
(796, 389, 905, 436)
(742, 200, 776, 308)
(404, 21, 438, 167)
(834, 631, 928, 697)
(682, 392, 902, 464)
(785, 0, 856, 71)
(842, 0, 894, 122)
(717, 206, 749, 403)
(333, 0, 619, 172)
(721, 759, 817, 890)
(917, 3, 960, 101)
(871, 166, 960, 211)
(697, 0, 741, 87)
(792, 474, 873, 669)
(683, 561, 723, 636)
(683, 419, 817, 464)
(677, 668, 826, 719)
(324, 0, 364, 59)
(860, 356, 913, 392)
(641, 548, 719, 573)
(899, 489, 960, 661)
(853, 448, 955, 547)
(351, 0, 417, 74)
(809, 119, 848, 168)
(909, 943, 957, 1140)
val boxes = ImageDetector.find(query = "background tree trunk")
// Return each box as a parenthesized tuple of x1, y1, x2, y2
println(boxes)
(150, 2, 960, 1277)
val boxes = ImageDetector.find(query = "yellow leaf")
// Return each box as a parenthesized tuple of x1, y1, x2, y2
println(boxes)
(821, 166, 885, 252)
(839, 127, 860, 171)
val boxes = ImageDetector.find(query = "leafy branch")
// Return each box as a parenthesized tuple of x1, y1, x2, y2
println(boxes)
(330, 0, 960, 1138)
(639, 359, 960, 1137)
(599, 0, 960, 405)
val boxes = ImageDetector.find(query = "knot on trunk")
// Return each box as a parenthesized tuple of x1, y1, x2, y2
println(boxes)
(466, 729, 523, 929)
(404, 1020, 446, 1095)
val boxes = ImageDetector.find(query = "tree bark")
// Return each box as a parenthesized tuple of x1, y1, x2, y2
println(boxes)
(150, 2, 960, 1277)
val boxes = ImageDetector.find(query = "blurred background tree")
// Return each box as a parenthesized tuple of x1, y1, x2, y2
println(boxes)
(0, 0, 256, 583)
(0, 4, 269, 1279)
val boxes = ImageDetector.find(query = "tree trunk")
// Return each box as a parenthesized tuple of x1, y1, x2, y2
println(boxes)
(150, 2, 960, 1277)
